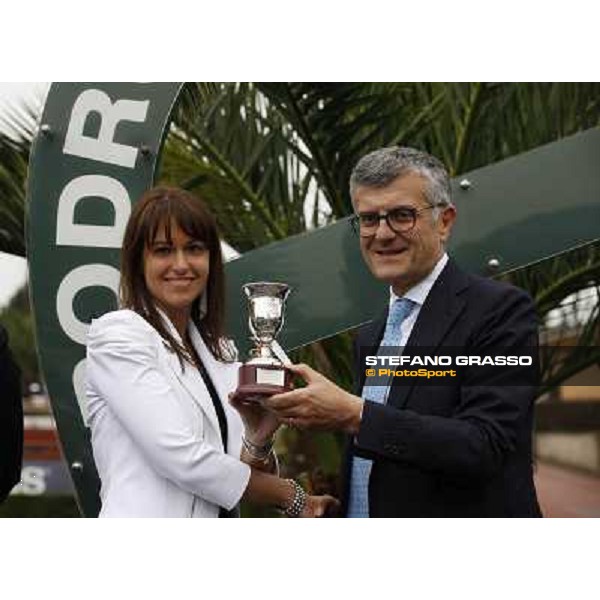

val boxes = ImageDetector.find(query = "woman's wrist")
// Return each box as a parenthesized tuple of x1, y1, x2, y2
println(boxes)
(243, 432, 273, 453)
(242, 434, 274, 465)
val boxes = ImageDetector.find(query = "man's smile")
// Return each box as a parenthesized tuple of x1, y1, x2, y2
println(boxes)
(373, 247, 408, 257)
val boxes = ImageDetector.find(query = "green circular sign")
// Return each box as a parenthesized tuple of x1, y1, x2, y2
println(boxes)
(27, 83, 184, 516)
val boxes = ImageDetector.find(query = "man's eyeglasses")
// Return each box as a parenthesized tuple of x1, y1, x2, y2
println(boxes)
(350, 205, 442, 237)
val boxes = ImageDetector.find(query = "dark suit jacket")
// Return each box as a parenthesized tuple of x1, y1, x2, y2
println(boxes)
(0, 324, 23, 502)
(341, 259, 542, 517)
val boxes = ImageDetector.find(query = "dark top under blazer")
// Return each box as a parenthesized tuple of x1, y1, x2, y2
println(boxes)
(341, 259, 542, 517)
(0, 324, 23, 502)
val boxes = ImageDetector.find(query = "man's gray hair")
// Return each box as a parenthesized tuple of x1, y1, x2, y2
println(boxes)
(349, 146, 453, 213)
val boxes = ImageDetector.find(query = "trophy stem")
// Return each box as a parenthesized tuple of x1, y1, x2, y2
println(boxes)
(248, 343, 279, 366)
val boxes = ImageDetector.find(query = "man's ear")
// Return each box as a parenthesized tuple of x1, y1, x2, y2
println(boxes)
(439, 205, 457, 243)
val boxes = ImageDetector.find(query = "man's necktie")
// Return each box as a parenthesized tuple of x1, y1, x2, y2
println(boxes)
(347, 297, 416, 518)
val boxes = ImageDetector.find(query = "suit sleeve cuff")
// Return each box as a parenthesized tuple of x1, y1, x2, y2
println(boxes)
(354, 400, 423, 461)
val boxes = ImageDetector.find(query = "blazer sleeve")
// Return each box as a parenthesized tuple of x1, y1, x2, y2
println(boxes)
(0, 325, 23, 502)
(355, 286, 538, 482)
(86, 311, 250, 510)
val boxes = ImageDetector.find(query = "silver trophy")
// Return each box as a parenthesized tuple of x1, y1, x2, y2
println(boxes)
(235, 282, 293, 400)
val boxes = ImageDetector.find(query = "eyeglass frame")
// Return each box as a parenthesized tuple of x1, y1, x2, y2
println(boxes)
(350, 204, 445, 237)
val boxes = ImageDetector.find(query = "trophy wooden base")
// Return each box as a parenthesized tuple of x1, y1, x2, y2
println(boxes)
(235, 364, 293, 402)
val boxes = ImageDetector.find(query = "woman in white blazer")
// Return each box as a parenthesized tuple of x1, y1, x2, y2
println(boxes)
(86, 186, 338, 517)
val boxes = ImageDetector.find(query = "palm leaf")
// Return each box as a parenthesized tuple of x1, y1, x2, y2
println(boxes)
(0, 102, 37, 256)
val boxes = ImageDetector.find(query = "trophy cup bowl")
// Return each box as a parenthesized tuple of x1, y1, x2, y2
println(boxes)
(235, 282, 294, 401)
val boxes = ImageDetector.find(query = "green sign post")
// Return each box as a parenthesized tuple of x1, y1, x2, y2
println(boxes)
(27, 84, 183, 516)
(27, 83, 600, 516)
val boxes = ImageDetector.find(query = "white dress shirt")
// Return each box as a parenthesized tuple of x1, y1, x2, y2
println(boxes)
(388, 252, 449, 347)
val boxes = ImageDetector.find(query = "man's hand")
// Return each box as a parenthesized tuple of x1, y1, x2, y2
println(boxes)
(263, 363, 363, 434)
(301, 494, 340, 517)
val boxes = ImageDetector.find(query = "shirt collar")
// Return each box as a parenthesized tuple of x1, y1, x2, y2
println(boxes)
(389, 252, 449, 308)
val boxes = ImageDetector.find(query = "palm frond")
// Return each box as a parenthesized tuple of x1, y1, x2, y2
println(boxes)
(162, 83, 318, 251)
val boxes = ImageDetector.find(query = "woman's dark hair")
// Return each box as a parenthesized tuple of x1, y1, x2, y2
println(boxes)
(120, 186, 233, 364)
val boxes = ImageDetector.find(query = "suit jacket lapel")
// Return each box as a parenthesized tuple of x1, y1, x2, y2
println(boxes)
(389, 259, 469, 409)
(356, 311, 387, 395)
(342, 260, 470, 513)
(189, 323, 240, 436)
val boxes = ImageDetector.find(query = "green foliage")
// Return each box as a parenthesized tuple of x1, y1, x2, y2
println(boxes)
(0, 104, 37, 257)
(163, 83, 319, 251)
(500, 241, 600, 396)
(1, 284, 40, 385)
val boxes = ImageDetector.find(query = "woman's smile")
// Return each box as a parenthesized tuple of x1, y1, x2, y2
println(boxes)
(143, 221, 210, 330)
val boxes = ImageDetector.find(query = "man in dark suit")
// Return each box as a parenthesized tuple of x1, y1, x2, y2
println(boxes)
(265, 146, 541, 517)
(0, 323, 23, 502)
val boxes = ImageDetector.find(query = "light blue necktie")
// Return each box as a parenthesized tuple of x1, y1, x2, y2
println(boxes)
(347, 297, 416, 518)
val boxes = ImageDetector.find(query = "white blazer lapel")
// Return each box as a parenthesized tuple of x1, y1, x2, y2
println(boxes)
(189, 324, 242, 447)
(156, 309, 222, 446)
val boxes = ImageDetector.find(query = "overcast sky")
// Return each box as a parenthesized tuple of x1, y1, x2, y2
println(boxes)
(0, 82, 48, 309)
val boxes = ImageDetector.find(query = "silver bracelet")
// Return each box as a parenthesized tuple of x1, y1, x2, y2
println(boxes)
(242, 435, 273, 461)
(283, 479, 307, 518)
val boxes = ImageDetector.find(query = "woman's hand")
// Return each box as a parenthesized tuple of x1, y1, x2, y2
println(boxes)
(301, 494, 340, 518)
(229, 391, 281, 446)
